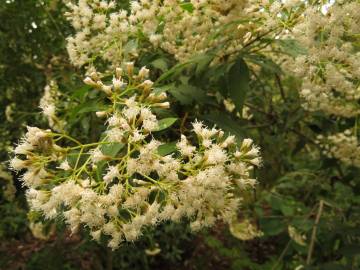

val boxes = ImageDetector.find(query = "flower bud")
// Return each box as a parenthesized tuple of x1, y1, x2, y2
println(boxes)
(243, 31, 252, 44)
(96, 111, 107, 118)
(115, 67, 123, 79)
(221, 135, 235, 148)
(249, 157, 262, 166)
(113, 77, 127, 91)
(241, 138, 253, 150)
(98, 82, 112, 95)
(126, 62, 134, 76)
(153, 102, 170, 109)
(10, 157, 28, 171)
(90, 71, 100, 81)
(138, 66, 150, 79)
(83, 77, 97, 87)
(140, 80, 153, 91)
(148, 92, 167, 102)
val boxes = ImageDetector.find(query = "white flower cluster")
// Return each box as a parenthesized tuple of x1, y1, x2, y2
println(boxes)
(129, 0, 253, 62)
(287, 1, 360, 117)
(10, 65, 260, 249)
(65, 0, 136, 67)
(317, 130, 360, 168)
(64, 0, 295, 68)
(39, 80, 65, 131)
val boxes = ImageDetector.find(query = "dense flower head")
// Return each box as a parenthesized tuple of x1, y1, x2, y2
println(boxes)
(283, 0, 360, 117)
(317, 130, 360, 168)
(64, 0, 298, 68)
(11, 66, 260, 249)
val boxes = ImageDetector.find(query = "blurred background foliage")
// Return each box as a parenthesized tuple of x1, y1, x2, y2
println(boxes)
(0, 0, 359, 270)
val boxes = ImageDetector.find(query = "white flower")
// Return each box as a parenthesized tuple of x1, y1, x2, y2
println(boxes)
(123, 106, 140, 120)
(143, 119, 158, 131)
(223, 99, 235, 112)
(192, 121, 204, 135)
(107, 128, 124, 142)
(9, 157, 27, 171)
(107, 114, 122, 127)
(138, 66, 149, 78)
(12, 67, 261, 250)
(139, 80, 153, 90)
(103, 165, 120, 184)
(241, 138, 253, 150)
(96, 111, 107, 118)
(130, 129, 145, 142)
(204, 145, 227, 165)
(90, 230, 102, 241)
(249, 157, 262, 166)
(90, 148, 107, 163)
(83, 77, 97, 86)
(112, 77, 126, 90)
(25, 126, 49, 145)
(246, 146, 261, 157)
(41, 104, 56, 118)
(177, 135, 195, 156)
(58, 160, 71, 171)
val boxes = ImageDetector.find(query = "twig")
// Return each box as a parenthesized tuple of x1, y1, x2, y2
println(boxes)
(244, 102, 273, 117)
(271, 240, 292, 270)
(244, 123, 273, 129)
(180, 111, 189, 133)
(306, 200, 324, 265)
(270, 202, 319, 270)
(289, 128, 317, 145)
(275, 74, 286, 102)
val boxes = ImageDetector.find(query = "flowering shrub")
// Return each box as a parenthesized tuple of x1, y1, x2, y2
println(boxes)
(281, 0, 360, 173)
(64, 0, 300, 68)
(317, 130, 360, 168)
(2, 0, 360, 269)
(286, 0, 360, 117)
(11, 65, 260, 249)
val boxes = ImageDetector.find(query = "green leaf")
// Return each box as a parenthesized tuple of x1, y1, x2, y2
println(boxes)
(246, 54, 282, 74)
(269, 195, 283, 211)
(72, 85, 91, 101)
(100, 142, 124, 157)
(205, 236, 223, 249)
(96, 143, 124, 181)
(277, 39, 307, 57)
(227, 58, 250, 113)
(156, 62, 190, 82)
(151, 58, 169, 72)
(153, 118, 178, 132)
(280, 204, 295, 216)
(259, 217, 285, 236)
(180, 2, 194, 13)
(153, 83, 174, 95)
(156, 54, 213, 83)
(123, 39, 138, 54)
(80, 116, 90, 133)
(194, 54, 214, 76)
(157, 142, 177, 156)
(68, 100, 106, 121)
(66, 150, 82, 168)
(169, 84, 211, 105)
